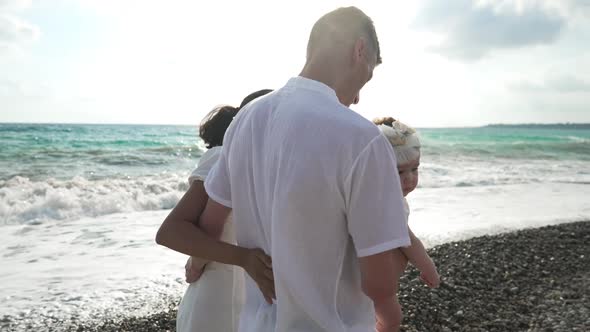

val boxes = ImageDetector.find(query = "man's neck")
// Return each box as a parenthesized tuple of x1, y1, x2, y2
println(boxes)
(299, 62, 347, 105)
(301, 59, 344, 87)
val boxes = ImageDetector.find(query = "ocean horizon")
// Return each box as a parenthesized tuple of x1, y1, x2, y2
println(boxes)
(2, 121, 589, 128)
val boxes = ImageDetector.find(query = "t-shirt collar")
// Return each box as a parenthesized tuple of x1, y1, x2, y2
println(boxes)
(286, 76, 339, 103)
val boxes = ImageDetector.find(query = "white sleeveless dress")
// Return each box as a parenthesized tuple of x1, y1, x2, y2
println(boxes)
(176, 147, 245, 332)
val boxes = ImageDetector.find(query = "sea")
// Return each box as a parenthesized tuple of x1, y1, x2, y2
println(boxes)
(1, 123, 589, 323)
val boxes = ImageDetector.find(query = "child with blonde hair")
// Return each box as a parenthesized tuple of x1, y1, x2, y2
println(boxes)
(374, 116, 440, 289)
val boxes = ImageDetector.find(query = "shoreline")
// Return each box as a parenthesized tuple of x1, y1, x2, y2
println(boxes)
(2, 220, 588, 332)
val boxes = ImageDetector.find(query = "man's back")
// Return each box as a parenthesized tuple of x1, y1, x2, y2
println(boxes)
(205, 77, 409, 331)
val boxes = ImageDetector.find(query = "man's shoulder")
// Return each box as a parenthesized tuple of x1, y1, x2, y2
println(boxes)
(224, 93, 274, 135)
(327, 106, 382, 143)
(235, 87, 382, 145)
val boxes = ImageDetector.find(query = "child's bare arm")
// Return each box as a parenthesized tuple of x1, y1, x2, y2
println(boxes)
(400, 228, 440, 288)
(400, 228, 430, 270)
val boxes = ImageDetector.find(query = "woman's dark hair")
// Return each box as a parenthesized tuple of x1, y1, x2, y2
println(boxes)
(199, 89, 273, 148)
(239, 89, 273, 108)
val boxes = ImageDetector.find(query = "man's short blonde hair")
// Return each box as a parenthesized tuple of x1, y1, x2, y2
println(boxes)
(306, 7, 381, 65)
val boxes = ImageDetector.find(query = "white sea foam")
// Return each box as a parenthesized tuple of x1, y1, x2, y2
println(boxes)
(563, 135, 590, 143)
(0, 182, 588, 320)
(0, 174, 190, 225)
(408, 183, 590, 247)
(420, 158, 590, 187)
(0, 210, 187, 319)
(2, 157, 589, 226)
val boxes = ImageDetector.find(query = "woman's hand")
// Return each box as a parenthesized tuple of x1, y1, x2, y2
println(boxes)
(241, 248, 275, 304)
(185, 256, 207, 283)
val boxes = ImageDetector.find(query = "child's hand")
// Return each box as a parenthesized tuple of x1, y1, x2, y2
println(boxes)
(420, 267, 440, 288)
(185, 256, 207, 283)
(242, 248, 275, 304)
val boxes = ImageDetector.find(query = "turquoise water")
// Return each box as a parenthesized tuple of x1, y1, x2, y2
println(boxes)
(0, 123, 589, 225)
(0, 123, 204, 181)
(419, 126, 590, 161)
(1, 123, 588, 181)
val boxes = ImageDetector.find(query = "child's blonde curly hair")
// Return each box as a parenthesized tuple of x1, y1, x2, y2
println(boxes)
(373, 117, 421, 164)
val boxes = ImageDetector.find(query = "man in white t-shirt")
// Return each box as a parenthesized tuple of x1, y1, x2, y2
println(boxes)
(200, 7, 410, 332)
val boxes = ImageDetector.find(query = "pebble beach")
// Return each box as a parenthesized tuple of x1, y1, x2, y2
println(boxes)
(4, 221, 587, 332)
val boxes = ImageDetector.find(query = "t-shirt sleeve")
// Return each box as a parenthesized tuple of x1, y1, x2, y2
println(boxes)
(188, 148, 221, 184)
(204, 145, 232, 208)
(345, 135, 411, 257)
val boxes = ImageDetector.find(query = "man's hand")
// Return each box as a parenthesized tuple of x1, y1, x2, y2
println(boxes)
(241, 248, 275, 304)
(374, 297, 402, 332)
(185, 256, 207, 283)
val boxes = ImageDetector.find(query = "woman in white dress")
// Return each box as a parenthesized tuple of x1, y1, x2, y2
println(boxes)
(156, 89, 274, 332)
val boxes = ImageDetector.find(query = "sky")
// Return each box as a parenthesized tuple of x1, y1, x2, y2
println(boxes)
(0, 0, 589, 127)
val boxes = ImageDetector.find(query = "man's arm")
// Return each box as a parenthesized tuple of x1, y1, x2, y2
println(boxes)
(360, 251, 404, 332)
(345, 135, 412, 331)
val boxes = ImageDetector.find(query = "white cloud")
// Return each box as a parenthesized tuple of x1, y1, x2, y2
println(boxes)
(0, 14, 38, 42)
(0, 0, 38, 56)
(0, 79, 20, 95)
(413, 0, 572, 61)
(505, 72, 590, 122)
(0, 0, 31, 11)
(512, 75, 590, 93)
(1, 1, 588, 125)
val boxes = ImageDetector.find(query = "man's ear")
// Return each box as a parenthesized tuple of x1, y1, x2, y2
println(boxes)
(353, 37, 366, 64)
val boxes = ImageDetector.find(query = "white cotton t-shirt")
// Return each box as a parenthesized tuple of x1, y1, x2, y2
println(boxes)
(403, 197, 410, 222)
(189, 146, 222, 184)
(205, 76, 411, 332)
